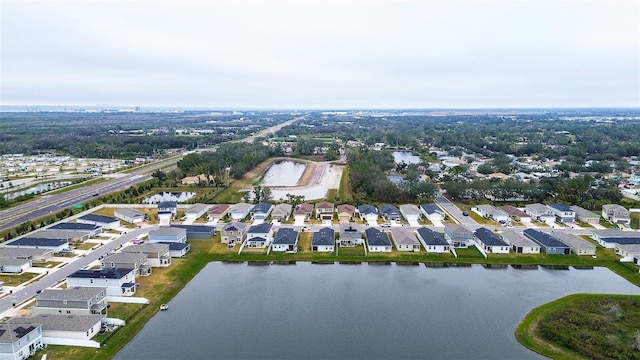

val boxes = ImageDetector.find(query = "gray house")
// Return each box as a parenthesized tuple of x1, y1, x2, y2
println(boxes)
(571, 205, 600, 224)
(0, 322, 43, 359)
(0, 258, 31, 274)
(444, 224, 474, 248)
(148, 227, 187, 243)
(338, 224, 363, 247)
(101, 252, 151, 276)
(220, 222, 248, 246)
(602, 204, 630, 227)
(546, 231, 596, 256)
(500, 230, 540, 254)
(122, 243, 171, 267)
(32, 287, 108, 315)
(271, 203, 293, 221)
(390, 228, 421, 252)
(523, 229, 570, 255)
(378, 204, 401, 221)
(170, 224, 215, 239)
(114, 208, 146, 224)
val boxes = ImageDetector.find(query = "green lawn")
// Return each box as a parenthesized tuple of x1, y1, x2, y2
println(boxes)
(0, 272, 40, 286)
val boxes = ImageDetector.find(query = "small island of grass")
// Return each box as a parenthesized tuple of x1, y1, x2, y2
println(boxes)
(515, 294, 640, 360)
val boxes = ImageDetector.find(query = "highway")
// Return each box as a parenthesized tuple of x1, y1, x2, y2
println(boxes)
(0, 227, 156, 316)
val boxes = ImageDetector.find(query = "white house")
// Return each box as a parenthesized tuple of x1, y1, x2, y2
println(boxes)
(76, 214, 121, 230)
(311, 227, 335, 252)
(271, 228, 299, 252)
(602, 204, 630, 227)
(122, 243, 171, 267)
(390, 228, 421, 252)
(364, 228, 392, 253)
(474, 228, 510, 254)
(420, 204, 445, 222)
(0, 258, 31, 274)
(66, 268, 137, 297)
(399, 204, 422, 224)
(357, 205, 378, 223)
(114, 208, 146, 224)
(245, 223, 274, 248)
(547, 203, 575, 223)
(500, 230, 540, 254)
(416, 227, 450, 253)
(0, 322, 43, 359)
(184, 203, 210, 222)
(525, 204, 556, 224)
(9, 314, 105, 343)
(31, 287, 108, 315)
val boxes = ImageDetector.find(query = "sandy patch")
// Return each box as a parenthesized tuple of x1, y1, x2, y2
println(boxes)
(270, 162, 344, 201)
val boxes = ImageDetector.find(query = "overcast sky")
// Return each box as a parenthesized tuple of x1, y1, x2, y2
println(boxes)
(1, 0, 638, 109)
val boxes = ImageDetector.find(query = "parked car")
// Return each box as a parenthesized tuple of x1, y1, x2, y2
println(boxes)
(462, 211, 469, 216)
(381, 223, 391, 227)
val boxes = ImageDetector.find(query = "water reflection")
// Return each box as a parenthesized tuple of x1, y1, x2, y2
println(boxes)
(142, 191, 196, 203)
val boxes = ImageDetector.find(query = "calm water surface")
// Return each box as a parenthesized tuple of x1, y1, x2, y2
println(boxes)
(262, 161, 306, 186)
(142, 191, 196, 204)
(392, 151, 421, 164)
(116, 263, 639, 360)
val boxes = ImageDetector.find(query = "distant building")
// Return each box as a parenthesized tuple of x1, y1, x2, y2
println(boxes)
(32, 287, 108, 315)
(76, 214, 121, 230)
(114, 208, 146, 224)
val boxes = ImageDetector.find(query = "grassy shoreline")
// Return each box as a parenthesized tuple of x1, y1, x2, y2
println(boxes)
(515, 294, 640, 360)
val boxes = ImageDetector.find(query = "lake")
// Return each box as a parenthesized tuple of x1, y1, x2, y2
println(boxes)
(261, 160, 306, 186)
(142, 191, 196, 204)
(393, 151, 422, 164)
(116, 263, 639, 360)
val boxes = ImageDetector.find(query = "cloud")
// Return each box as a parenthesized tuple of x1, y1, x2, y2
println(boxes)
(1, 0, 638, 108)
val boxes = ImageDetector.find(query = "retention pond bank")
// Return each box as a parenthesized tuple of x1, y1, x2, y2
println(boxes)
(116, 262, 639, 360)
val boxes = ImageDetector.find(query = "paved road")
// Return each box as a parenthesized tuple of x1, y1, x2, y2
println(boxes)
(0, 158, 178, 232)
(0, 227, 155, 316)
(435, 191, 478, 226)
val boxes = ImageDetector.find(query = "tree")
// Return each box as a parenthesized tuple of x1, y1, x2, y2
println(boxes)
(477, 162, 494, 175)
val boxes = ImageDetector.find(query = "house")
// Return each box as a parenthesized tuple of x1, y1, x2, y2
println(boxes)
(523, 229, 570, 255)
(148, 227, 187, 243)
(0, 248, 52, 263)
(336, 204, 356, 223)
(181, 173, 214, 185)
(271, 204, 293, 221)
(293, 203, 314, 222)
(416, 228, 450, 253)
(591, 230, 640, 248)
(0, 258, 31, 274)
(364, 228, 392, 252)
(157, 201, 177, 217)
(9, 314, 105, 343)
(158, 211, 172, 227)
(475, 205, 510, 224)
(122, 243, 171, 267)
(547, 203, 575, 224)
(602, 204, 631, 227)
(499, 205, 531, 223)
(207, 204, 230, 221)
(76, 214, 121, 230)
(474, 228, 510, 254)
(420, 204, 445, 222)
(378, 204, 401, 221)
(338, 224, 363, 247)
(49, 222, 102, 236)
(66, 268, 137, 296)
(399, 204, 422, 224)
(500, 230, 540, 254)
(271, 228, 299, 252)
(311, 227, 335, 252)
(0, 322, 43, 359)
(114, 208, 146, 224)
(250, 203, 273, 221)
(159, 242, 190, 257)
(315, 202, 335, 221)
(546, 231, 596, 256)
(444, 224, 474, 248)
(357, 205, 378, 223)
(389, 228, 421, 252)
(220, 222, 248, 246)
(570, 206, 600, 224)
(31, 229, 90, 242)
(615, 244, 640, 259)
(5, 238, 69, 253)
(245, 223, 274, 248)
(31, 287, 108, 315)
(524, 204, 556, 224)
(170, 225, 215, 239)
(184, 203, 210, 222)
(101, 252, 151, 276)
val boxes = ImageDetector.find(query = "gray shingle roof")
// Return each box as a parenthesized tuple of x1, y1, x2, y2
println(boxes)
(10, 314, 105, 332)
(273, 228, 298, 245)
(474, 228, 508, 247)
(416, 227, 449, 246)
(37, 287, 106, 302)
(365, 228, 391, 246)
(312, 227, 335, 246)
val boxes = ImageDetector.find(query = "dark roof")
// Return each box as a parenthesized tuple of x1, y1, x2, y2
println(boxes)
(273, 228, 299, 245)
(548, 203, 572, 212)
(69, 268, 133, 279)
(251, 203, 273, 214)
(365, 228, 392, 246)
(246, 237, 267, 243)
(416, 228, 449, 246)
(378, 204, 399, 215)
(171, 224, 215, 233)
(248, 223, 273, 233)
(358, 205, 378, 215)
(474, 228, 508, 247)
(599, 237, 640, 245)
(50, 222, 99, 231)
(420, 204, 443, 215)
(78, 214, 119, 223)
(312, 227, 335, 246)
(158, 201, 177, 209)
(499, 205, 529, 218)
(523, 229, 569, 248)
(7, 238, 68, 247)
(159, 242, 190, 251)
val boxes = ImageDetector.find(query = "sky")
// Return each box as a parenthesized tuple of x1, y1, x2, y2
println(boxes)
(1, 0, 639, 109)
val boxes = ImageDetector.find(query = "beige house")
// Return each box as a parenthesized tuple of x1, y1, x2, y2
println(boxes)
(336, 204, 356, 223)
